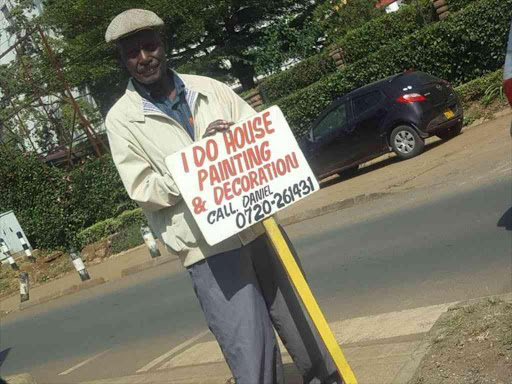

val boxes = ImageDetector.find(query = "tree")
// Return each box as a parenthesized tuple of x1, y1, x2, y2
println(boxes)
(0, 0, 105, 159)
(254, 16, 324, 76)
(42, 0, 317, 96)
(313, 0, 383, 46)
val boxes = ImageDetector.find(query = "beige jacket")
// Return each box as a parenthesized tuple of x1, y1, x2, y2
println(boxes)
(106, 73, 264, 267)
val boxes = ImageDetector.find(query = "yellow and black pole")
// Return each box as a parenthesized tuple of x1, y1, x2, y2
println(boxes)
(262, 216, 358, 384)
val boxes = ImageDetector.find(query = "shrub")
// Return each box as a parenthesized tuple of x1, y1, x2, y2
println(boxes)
(0, 151, 136, 250)
(273, 0, 511, 137)
(454, 69, 504, 106)
(75, 208, 147, 250)
(258, 54, 336, 104)
(110, 223, 145, 255)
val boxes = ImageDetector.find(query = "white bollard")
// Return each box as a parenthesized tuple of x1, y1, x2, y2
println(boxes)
(19, 272, 29, 302)
(69, 249, 90, 281)
(140, 225, 161, 258)
(0, 238, 18, 271)
(16, 231, 35, 263)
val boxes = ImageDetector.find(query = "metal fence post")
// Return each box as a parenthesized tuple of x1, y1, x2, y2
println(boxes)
(19, 272, 29, 302)
(69, 249, 90, 281)
(1, 238, 19, 271)
(16, 231, 35, 262)
(140, 225, 161, 258)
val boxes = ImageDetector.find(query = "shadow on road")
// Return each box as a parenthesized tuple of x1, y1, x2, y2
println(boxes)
(0, 347, 11, 368)
(497, 207, 512, 230)
(320, 138, 447, 189)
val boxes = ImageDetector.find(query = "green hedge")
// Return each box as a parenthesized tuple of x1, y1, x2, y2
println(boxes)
(75, 208, 147, 250)
(257, 0, 482, 104)
(273, 0, 511, 138)
(332, 0, 434, 65)
(258, 54, 336, 104)
(455, 68, 504, 106)
(0, 152, 137, 250)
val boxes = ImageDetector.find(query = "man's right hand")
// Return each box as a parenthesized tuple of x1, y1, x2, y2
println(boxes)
(203, 120, 234, 138)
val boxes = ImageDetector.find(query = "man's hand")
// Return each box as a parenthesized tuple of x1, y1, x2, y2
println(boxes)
(203, 120, 234, 138)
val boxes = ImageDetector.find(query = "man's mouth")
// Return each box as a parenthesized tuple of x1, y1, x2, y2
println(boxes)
(140, 67, 157, 77)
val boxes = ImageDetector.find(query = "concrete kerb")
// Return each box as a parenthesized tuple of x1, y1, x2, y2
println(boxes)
(120, 254, 179, 277)
(279, 192, 392, 227)
(19, 277, 106, 311)
(2, 373, 37, 384)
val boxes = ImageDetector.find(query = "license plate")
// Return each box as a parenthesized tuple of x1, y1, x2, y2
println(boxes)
(443, 109, 454, 119)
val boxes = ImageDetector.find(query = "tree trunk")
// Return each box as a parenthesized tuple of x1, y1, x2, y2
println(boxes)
(231, 60, 256, 91)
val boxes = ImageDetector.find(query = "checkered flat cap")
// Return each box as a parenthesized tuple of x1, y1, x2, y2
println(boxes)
(105, 9, 164, 43)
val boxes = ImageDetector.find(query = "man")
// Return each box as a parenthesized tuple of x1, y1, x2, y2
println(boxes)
(105, 9, 342, 384)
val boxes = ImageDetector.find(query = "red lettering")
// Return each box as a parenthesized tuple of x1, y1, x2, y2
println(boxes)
(214, 186, 224, 205)
(223, 130, 237, 155)
(205, 139, 219, 161)
(193, 146, 206, 167)
(233, 178, 242, 196)
(244, 122, 256, 144)
(181, 152, 189, 173)
(262, 111, 274, 134)
(253, 117, 264, 139)
(209, 165, 221, 186)
(198, 169, 208, 191)
(224, 181, 234, 201)
(261, 141, 271, 161)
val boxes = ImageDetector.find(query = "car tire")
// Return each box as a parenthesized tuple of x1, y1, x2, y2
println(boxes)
(390, 126, 425, 160)
(338, 165, 359, 180)
(436, 123, 463, 140)
(433, 0, 446, 8)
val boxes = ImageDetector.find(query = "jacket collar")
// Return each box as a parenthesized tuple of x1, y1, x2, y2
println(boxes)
(123, 70, 212, 123)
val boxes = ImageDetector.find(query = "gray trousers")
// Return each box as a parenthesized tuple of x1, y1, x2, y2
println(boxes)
(187, 228, 341, 384)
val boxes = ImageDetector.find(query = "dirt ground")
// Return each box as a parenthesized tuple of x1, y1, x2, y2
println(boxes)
(0, 251, 75, 298)
(410, 298, 512, 384)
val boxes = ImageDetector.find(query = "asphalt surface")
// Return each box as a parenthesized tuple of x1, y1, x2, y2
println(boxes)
(0, 175, 510, 383)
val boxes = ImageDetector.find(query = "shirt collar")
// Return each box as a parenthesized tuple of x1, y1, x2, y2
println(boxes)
(134, 70, 186, 103)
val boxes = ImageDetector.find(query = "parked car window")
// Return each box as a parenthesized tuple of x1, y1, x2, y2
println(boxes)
(352, 91, 382, 117)
(313, 103, 347, 139)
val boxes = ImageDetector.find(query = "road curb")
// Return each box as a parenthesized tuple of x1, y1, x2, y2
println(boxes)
(19, 277, 106, 311)
(446, 292, 512, 311)
(2, 373, 37, 384)
(120, 255, 179, 277)
(279, 192, 391, 227)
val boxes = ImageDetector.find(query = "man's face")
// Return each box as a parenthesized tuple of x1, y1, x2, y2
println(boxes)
(118, 29, 166, 86)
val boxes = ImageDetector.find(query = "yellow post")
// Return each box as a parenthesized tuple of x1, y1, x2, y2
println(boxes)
(262, 216, 358, 384)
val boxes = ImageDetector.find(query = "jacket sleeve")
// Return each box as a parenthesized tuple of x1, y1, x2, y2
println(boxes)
(106, 118, 181, 212)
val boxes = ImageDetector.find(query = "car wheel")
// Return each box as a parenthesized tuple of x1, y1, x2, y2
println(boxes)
(390, 126, 425, 160)
(338, 165, 359, 180)
(436, 123, 463, 140)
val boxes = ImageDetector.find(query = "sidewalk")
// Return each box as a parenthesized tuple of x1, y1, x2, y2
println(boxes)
(1, 111, 510, 317)
(76, 301, 458, 384)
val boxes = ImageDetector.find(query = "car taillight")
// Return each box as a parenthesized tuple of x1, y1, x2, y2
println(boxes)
(396, 93, 427, 103)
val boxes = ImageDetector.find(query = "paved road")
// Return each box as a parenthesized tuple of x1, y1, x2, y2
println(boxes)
(1, 176, 510, 383)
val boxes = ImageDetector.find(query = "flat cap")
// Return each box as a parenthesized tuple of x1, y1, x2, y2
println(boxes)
(105, 9, 164, 43)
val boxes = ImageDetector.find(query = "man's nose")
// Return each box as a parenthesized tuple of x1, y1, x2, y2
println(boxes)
(139, 49, 151, 63)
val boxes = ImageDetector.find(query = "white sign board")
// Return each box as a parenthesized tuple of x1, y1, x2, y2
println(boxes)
(165, 106, 319, 245)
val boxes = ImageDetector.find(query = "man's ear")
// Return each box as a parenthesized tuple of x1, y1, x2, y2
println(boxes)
(115, 42, 129, 72)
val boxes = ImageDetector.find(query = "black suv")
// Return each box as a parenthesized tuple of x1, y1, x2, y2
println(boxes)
(299, 71, 463, 180)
